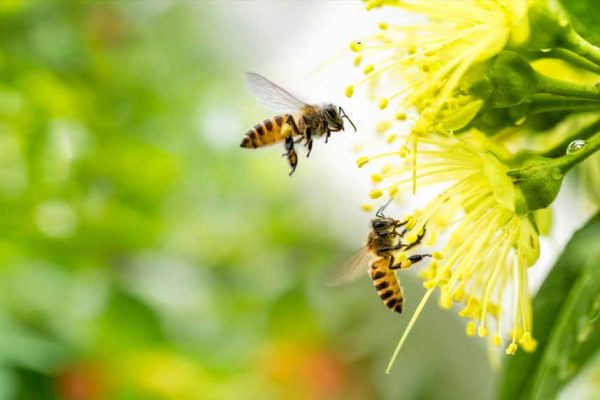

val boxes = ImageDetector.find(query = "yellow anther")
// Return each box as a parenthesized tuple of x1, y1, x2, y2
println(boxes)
(363, 64, 374, 74)
(350, 40, 364, 52)
(396, 252, 407, 261)
(505, 343, 518, 355)
(388, 186, 398, 196)
(406, 218, 417, 230)
(395, 112, 407, 121)
(357, 156, 369, 168)
(423, 280, 436, 289)
(519, 332, 538, 352)
(453, 288, 465, 302)
(442, 268, 452, 279)
(477, 326, 488, 337)
(466, 321, 476, 336)
(488, 303, 501, 317)
(376, 120, 392, 134)
(369, 189, 383, 199)
(440, 293, 453, 309)
(386, 133, 397, 144)
(398, 146, 408, 158)
(519, 332, 532, 344)
(432, 251, 443, 260)
(365, 0, 381, 10)
(371, 173, 383, 183)
(378, 22, 388, 30)
(401, 260, 412, 269)
(345, 85, 354, 98)
(406, 232, 417, 244)
(378, 98, 389, 110)
(361, 203, 373, 212)
(493, 335, 502, 347)
(353, 55, 363, 66)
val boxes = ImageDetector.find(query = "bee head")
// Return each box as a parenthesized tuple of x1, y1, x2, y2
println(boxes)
(323, 104, 356, 132)
(371, 218, 392, 233)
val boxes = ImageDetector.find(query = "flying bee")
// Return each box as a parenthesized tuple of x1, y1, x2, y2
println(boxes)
(240, 72, 356, 175)
(327, 201, 431, 314)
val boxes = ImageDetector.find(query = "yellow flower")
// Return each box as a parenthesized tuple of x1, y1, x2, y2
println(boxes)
(348, 0, 530, 134)
(359, 132, 540, 372)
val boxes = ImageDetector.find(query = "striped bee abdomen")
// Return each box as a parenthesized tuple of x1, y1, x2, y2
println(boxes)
(370, 257, 404, 313)
(240, 114, 298, 149)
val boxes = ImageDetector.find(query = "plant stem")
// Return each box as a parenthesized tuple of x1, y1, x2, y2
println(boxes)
(529, 48, 600, 75)
(529, 98, 600, 115)
(536, 73, 600, 101)
(562, 29, 600, 68)
(543, 117, 600, 158)
(550, 128, 600, 174)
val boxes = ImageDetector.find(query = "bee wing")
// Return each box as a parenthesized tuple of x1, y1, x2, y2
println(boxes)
(325, 247, 373, 287)
(245, 72, 308, 112)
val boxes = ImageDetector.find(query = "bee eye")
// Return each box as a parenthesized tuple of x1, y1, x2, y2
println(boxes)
(373, 220, 387, 229)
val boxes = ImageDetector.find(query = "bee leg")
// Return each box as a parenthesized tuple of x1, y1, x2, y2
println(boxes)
(395, 228, 408, 238)
(306, 139, 313, 157)
(379, 242, 404, 252)
(284, 136, 298, 176)
(325, 129, 331, 144)
(390, 254, 432, 270)
(303, 128, 313, 157)
(388, 255, 396, 269)
(403, 227, 426, 251)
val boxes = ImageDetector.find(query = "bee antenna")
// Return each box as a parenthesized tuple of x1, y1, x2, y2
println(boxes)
(376, 198, 393, 217)
(339, 107, 356, 132)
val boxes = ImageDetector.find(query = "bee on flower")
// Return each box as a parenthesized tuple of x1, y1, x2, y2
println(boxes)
(344, 0, 600, 376)
(358, 132, 541, 371)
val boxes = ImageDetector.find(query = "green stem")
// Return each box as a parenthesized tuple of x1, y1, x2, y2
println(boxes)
(529, 97, 600, 115)
(529, 48, 600, 75)
(562, 28, 600, 68)
(535, 72, 600, 101)
(543, 117, 600, 158)
(550, 129, 600, 174)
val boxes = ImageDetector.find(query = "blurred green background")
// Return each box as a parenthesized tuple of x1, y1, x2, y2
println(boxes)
(0, 1, 497, 399)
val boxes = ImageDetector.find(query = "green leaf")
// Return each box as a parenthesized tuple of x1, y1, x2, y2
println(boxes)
(498, 211, 600, 399)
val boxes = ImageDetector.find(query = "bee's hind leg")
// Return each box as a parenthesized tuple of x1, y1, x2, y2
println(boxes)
(304, 128, 313, 157)
(283, 136, 298, 176)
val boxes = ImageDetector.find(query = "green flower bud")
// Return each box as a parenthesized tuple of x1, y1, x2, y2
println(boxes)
(487, 51, 537, 108)
(507, 153, 564, 211)
(469, 77, 493, 100)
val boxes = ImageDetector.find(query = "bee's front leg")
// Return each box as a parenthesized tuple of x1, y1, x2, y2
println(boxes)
(403, 227, 426, 251)
(325, 129, 331, 144)
(284, 136, 298, 176)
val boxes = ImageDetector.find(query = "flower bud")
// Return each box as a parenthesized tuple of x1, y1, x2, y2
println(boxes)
(508, 153, 564, 211)
(487, 51, 537, 108)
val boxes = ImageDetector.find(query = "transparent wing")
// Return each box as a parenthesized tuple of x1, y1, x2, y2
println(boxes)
(325, 247, 374, 287)
(245, 72, 307, 112)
